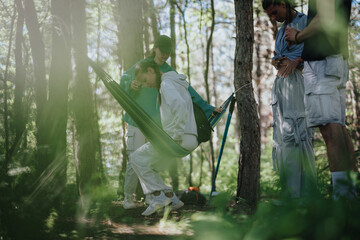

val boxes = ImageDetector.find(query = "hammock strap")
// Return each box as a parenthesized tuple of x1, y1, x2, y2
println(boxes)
(208, 95, 236, 204)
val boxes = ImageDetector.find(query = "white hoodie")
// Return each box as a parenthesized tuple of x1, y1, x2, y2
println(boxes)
(159, 71, 197, 141)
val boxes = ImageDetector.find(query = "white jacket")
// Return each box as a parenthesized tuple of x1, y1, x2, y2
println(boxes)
(160, 71, 197, 141)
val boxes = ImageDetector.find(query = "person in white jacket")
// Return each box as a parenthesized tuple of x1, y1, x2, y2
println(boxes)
(129, 61, 200, 216)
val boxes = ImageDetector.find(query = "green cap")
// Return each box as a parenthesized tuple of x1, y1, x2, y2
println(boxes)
(154, 35, 173, 53)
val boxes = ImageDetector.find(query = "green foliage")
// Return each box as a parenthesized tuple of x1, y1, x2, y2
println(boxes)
(190, 192, 360, 240)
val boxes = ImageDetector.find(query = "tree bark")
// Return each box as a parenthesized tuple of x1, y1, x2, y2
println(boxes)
(12, 0, 26, 156)
(254, 8, 264, 138)
(47, 0, 72, 194)
(71, 0, 101, 196)
(234, 0, 260, 206)
(117, 0, 144, 69)
(142, 0, 150, 54)
(204, 0, 217, 190)
(148, 0, 160, 40)
(170, 0, 176, 70)
(94, 0, 106, 182)
(23, 0, 49, 174)
(2, 1, 16, 175)
(176, 2, 191, 80)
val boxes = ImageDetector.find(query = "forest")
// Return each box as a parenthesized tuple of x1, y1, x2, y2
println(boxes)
(0, 0, 360, 239)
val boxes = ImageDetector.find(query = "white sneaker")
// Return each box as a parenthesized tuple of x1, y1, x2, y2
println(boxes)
(170, 193, 184, 211)
(141, 192, 171, 216)
(145, 194, 153, 205)
(123, 194, 137, 209)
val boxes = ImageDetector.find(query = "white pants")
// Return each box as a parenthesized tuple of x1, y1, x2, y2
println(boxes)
(124, 125, 146, 195)
(130, 134, 198, 195)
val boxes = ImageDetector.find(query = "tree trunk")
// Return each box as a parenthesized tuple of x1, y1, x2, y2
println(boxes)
(142, 0, 150, 54)
(234, 0, 260, 206)
(47, 0, 72, 195)
(176, 2, 190, 79)
(94, 0, 106, 182)
(148, 0, 160, 40)
(71, 0, 101, 196)
(170, 0, 176, 70)
(204, 0, 216, 190)
(12, 0, 26, 157)
(2, 2, 16, 176)
(23, 0, 49, 174)
(168, 0, 179, 191)
(254, 8, 264, 138)
(117, 0, 144, 69)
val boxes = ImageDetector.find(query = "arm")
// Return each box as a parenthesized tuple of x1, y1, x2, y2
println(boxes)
(161, 80, 188, 141)
(119, 63, 138, 94)
(286, 0, 335, 44)
(120, 59, 152, 95)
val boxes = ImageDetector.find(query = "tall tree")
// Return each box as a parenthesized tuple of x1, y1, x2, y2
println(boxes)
(117, 0, 144, 69)
(168, 0, 179, 192)
(23, 0, 49, 174)
(13, 0, 26, 156)
(204, 0, 217, 190)
(47, 0, 72, 194)
(93, 0, 106, 183)
(71, 0, 101, 197)
(234, 0, 260, 206)
(175, 2, 191, 79)
(2, 2, 16, 173)
(148, 0, 160, 39)
(170, 0, 177, 69)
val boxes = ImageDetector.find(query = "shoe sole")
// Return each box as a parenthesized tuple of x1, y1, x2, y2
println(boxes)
(142, 199, 172, 216)
(171, 200, 184, 211)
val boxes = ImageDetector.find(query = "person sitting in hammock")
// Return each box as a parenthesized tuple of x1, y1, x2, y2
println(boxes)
(129, 61, 220, 216)
(120, 35, 217, 209)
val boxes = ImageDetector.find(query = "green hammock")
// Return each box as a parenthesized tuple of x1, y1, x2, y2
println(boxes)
(87, 57, 229, 157)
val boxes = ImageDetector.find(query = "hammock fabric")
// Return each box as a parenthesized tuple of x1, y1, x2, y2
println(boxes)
(87, 57, 231, 158)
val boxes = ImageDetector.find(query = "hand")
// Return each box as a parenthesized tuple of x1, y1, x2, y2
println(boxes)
(211, 107, 223, 117)
(285, 27, 298, 46)
(271, 57, 286, 70)
(277, 58, 299, 78)
(130, 80, 141, 90)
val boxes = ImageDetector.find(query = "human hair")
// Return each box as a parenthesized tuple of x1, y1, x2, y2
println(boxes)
(145, 35, 172, 58)
(262, 0, 296, 24)
(262, 0, 282, 10)
(134, 60, 162, 104)
(146, 47, 156, 58)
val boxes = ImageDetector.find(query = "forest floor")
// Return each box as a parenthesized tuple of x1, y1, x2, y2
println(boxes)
(73, 201, 208, 240)
(57, 197, 248, 240)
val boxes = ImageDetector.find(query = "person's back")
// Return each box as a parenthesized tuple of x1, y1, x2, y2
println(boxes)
(160, 71, 197, 142)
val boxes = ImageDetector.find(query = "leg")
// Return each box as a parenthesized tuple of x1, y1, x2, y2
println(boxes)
(304, 59, 356, 199)
(320, 123, 357, 199)
(343, 126, 357, 172)
(319, 123, 355, 172)
(123, 125, 146, 208)
(130, 142, 172, 195)
(273, 72, 316, 197)
(130, 143, 173, 216)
